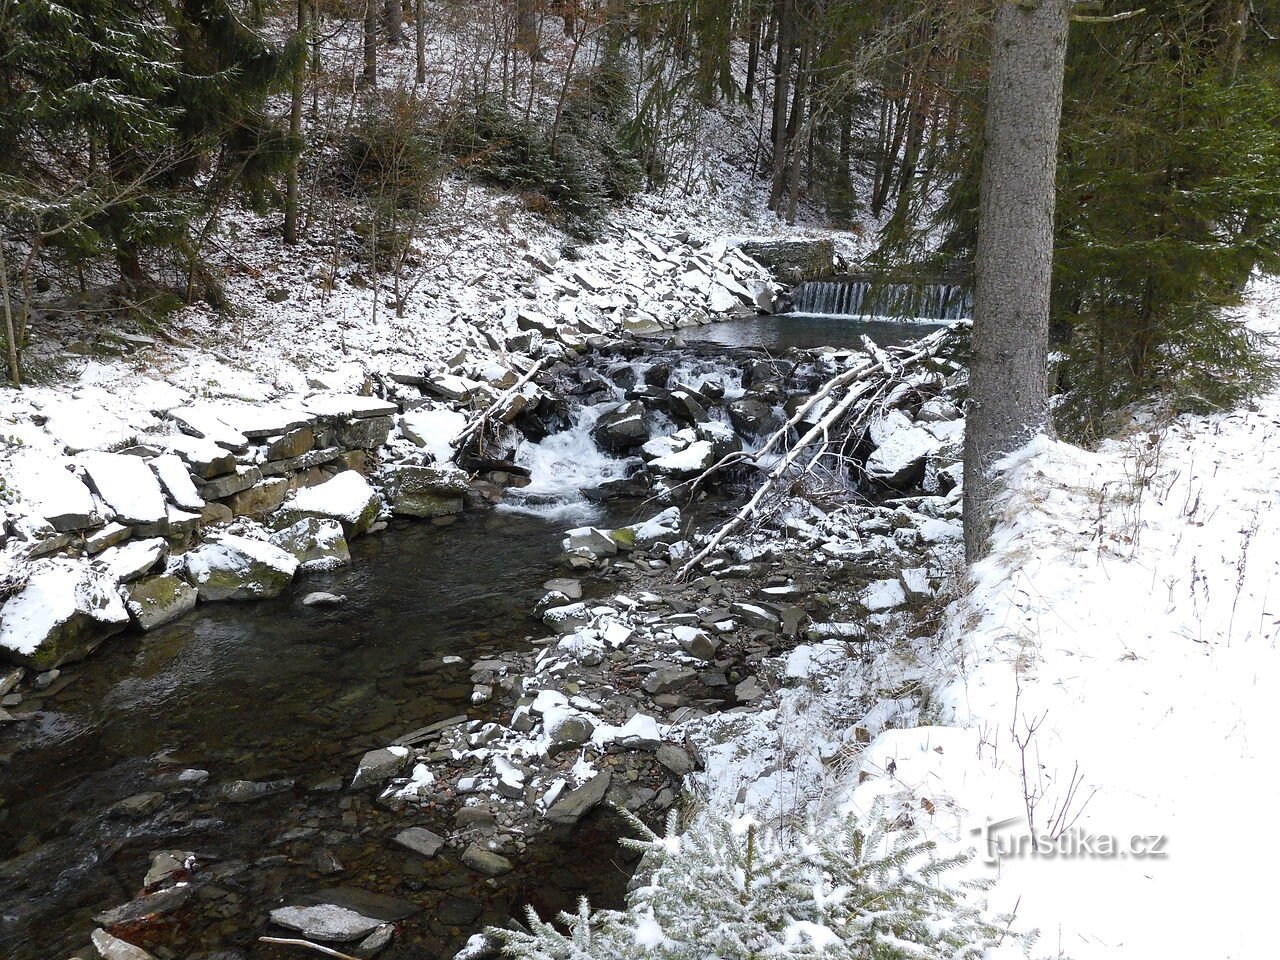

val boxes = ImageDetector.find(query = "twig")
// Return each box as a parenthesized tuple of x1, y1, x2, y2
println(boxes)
(258, 937, 363, 960)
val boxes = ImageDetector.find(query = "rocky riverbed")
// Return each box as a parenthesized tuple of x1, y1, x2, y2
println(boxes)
(0, 305, 966, 959)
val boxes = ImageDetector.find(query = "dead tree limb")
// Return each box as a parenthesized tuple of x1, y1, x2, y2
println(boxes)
(449, 356, 547, 460)
(675, 324, 961, 580)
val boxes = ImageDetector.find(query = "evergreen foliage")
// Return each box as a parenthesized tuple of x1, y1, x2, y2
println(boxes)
(490, 804, 1027, 960)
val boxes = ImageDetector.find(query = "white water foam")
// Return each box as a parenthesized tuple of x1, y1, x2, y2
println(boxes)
(499, 401, 638, 522)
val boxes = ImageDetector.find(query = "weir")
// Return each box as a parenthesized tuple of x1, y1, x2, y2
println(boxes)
(788, 277, 972, 321)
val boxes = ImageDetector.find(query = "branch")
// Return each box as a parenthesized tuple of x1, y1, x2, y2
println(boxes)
(257, 937, 363, 960)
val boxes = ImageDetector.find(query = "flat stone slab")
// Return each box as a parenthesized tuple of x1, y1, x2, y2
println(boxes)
(304, 394, 398, 420)
(393, 826, 444, 858)
(78, 451, 167, 525)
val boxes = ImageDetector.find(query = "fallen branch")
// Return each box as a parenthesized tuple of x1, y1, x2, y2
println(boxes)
(675, 324, 961, 580)
(258, 937, 362, 960)
(449, 355, 548, 460)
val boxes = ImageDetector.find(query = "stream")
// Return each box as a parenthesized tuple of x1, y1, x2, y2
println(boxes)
(0, 313, 926, 960)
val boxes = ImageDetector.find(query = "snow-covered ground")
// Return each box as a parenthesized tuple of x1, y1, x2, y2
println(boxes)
(642, 278, 1280, 959)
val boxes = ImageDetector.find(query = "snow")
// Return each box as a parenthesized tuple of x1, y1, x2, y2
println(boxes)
(0, 559, 128, 656)
(650, 439, 715, 474)
(284, 472, 378, 523)
(77, 451, 168, 525)
(149, 454, 206, 511)
(303, 393, 397, 419)
(7, 451, 98, 528)
(399, 407, 467, 464)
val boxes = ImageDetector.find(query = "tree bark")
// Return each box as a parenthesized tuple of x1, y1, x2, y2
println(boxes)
(963, 0, 1070, 563)
(384, 0, 403, 45)
(415, 0, 426, 82)
(362, 1, 377, 86)
(768, 0, 795, 211)
(284, 0, 306, 245)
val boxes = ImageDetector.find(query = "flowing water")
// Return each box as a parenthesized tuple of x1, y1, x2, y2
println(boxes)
(0, 315, 912, 959)
(0, 511, 637, 960)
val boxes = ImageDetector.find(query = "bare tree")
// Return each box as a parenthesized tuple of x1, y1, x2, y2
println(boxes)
(963, 0, 1071, 562)
(284, 0, 307, 244)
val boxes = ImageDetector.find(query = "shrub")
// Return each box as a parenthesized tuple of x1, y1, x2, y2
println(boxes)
(490, 803, 1029, 959)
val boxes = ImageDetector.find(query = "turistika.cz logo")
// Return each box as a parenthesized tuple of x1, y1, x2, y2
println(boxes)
(972, 817, 1169, 865)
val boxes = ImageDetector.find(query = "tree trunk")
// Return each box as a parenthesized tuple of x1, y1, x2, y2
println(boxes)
(415, 0, 426, 82)
(0, 242, 20, 387)
(284, 0, 306, 245)
(362, 1, 377, 86)
(384, 0, 402, 45)
(768, 0, 794, 211)
(515, 0, 543, 61)
(963, 0, 1070, 563)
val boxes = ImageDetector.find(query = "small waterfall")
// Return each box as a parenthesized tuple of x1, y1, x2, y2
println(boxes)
(789, 278, 972, 321)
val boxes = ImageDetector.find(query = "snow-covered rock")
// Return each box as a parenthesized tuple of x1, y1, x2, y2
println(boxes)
(649, 439, 717, 477)
(398, 407, 466, 463)
(268, 517, 351, 572)
(78, 451, 168, 526)
(865, 416, 938, 487)
(276, 471, 382, 537)
(8, 452, 103, 532)
(95, 537, 166, 583)
(184, 535, 299, 602)
(0, 559, 129, 668)
(382, 464, 468, 518)
(304, 393, 397, 420)
(149, 453, 206, 511)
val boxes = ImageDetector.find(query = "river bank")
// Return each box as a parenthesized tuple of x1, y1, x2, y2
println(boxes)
(2, 266, 965, 959)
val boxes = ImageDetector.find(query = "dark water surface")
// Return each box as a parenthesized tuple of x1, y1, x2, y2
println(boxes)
(0, 509, 639, 959)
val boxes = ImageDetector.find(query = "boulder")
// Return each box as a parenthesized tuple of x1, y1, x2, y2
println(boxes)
(126, 574, 198, 632)
(333, 415, 394, 451)
(226, 478, 289, 518)
(666, 389, 709, 425)
(352, 746, 411, 788)
(865, 424, 937, 488)
(91, 928, 155, 960)
(541, 602, 591, 634)
(269, 517, 351, 572)
(394, 827, 444, 858)
(78, 451, 167, 525)
(544, 771, 611, 825)
(728, 397, 778, 436)
(277, 472, 382, 538)
(8, 453, 103, 531)
(184, 535, 299, 601)
(270, 905, 384, 943)
(160, 435, 236, 479)
(382, 464, 469, 519)
(461, 844, 513, 876)
(149, 453, 205, 511)
(591, 401, 649, 452)
(197, 465, 263, 501)
(562, 527, 618, 562)
(0, 559, 129, 669)
(96, 537, 166, 583)
(303, 394, 398, 420)
(265, 426, 315, 461)
(649, 439, 717, 477)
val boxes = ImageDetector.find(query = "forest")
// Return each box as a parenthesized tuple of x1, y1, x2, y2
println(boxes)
(2, 2, 1280, 960)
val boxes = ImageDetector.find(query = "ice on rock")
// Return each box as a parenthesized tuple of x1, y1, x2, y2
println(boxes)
(78, 451, 168, 525)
